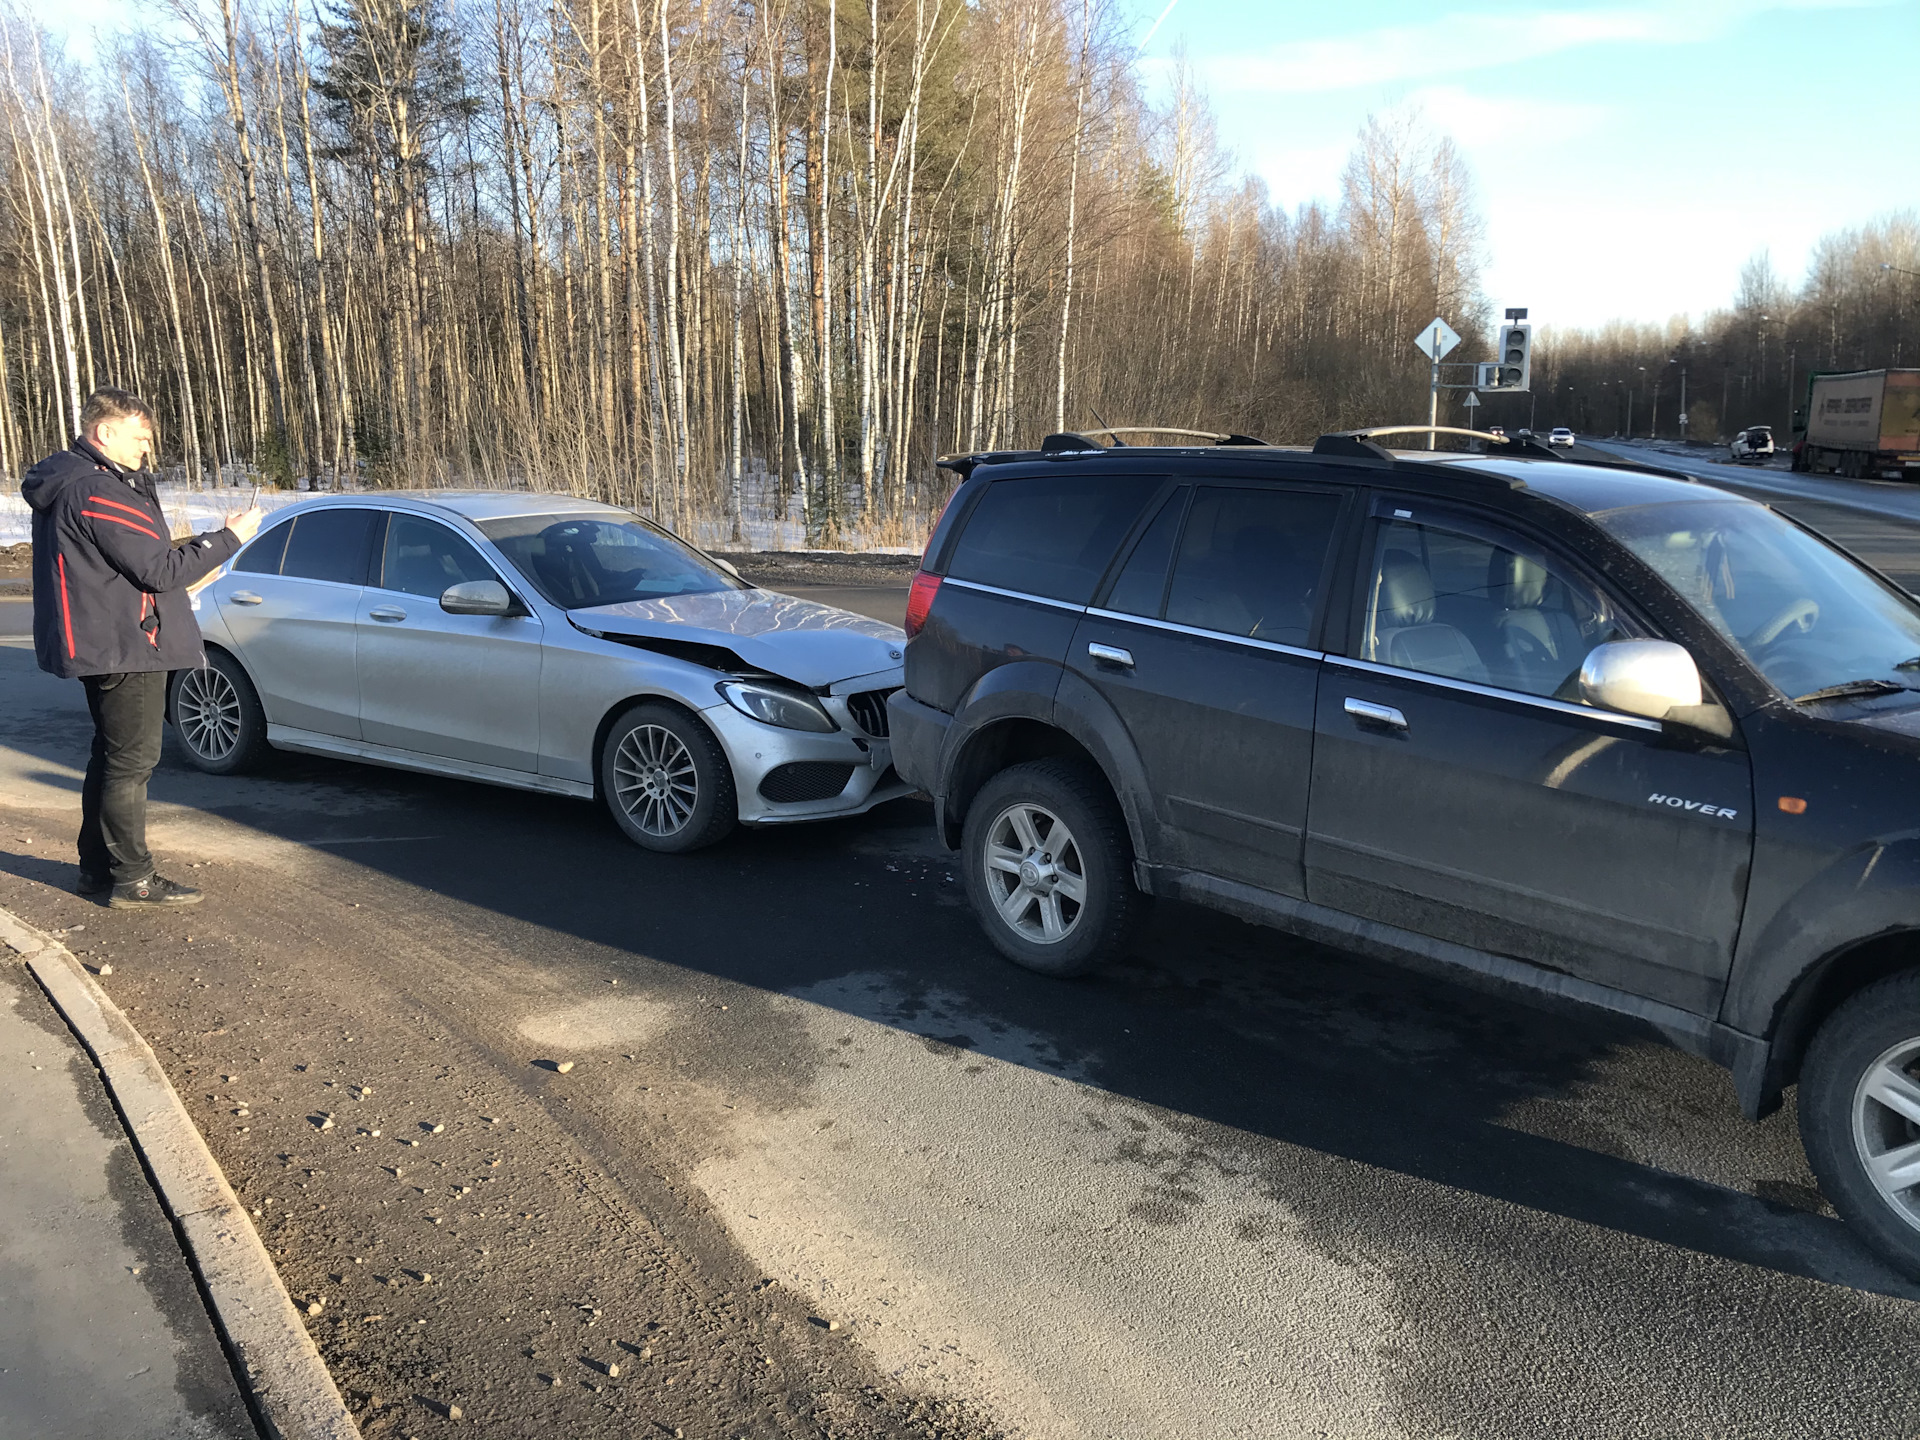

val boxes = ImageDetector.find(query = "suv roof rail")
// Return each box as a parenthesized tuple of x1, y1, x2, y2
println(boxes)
(1313, 425, 1562, 462)
(1070, 425, 1268, 447)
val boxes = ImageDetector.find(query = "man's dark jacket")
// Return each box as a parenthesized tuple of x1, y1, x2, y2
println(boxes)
(21, 438, 240, 679)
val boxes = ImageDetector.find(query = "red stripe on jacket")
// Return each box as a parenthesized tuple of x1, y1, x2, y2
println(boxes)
(56, 554, 75, 658)
(81, 508, 163, 541)
(86, 493, 154, 522)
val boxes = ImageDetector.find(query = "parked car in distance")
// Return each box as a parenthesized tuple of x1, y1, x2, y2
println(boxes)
(890, 423, 1920, 1279)
(172, 493, 909, 851)
(1730, 426, 1776, 464)
(1549, 427, 1575, 447)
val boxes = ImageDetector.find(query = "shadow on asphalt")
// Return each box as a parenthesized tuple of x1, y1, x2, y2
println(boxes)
(0, 703, 1910, 1304)
(0, 615, 1909, 1300)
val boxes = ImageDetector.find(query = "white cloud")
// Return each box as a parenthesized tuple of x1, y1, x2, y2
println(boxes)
(1198, 0, 1894, 94)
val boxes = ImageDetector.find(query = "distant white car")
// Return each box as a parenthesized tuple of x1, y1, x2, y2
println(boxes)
(1549, 427, 1575, 448)
(1730, 426, 1775, 464)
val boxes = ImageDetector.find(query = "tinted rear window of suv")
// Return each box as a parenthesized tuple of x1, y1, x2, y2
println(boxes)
(944, 474, 1160, 604)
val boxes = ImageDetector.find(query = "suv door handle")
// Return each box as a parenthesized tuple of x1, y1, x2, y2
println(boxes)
(1344, 697, 1408, 730)
(1088, 642, 1134, 668)
(367, 605, 408, 622)
(228, 590, 263, 606)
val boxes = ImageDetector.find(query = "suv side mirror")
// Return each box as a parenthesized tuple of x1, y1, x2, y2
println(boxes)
(1579, 640, 1702, 720)
(440, 579, 519, 616)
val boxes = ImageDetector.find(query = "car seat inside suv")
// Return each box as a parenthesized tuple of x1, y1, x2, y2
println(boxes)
(1372, 552, 1490, 682)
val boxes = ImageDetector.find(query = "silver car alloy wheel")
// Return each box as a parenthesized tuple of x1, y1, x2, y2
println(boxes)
(1852, 1036, 1920, 1234)
(176, 665, 242, 762)
(612, 724, 699, 837)
(982, 801, 1087, 944)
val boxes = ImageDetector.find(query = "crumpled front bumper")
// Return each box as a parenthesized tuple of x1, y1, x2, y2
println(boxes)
(700, 670, 913, 826)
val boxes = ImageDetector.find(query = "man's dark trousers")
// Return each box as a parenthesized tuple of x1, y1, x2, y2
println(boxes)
(78, 671, 167, 886)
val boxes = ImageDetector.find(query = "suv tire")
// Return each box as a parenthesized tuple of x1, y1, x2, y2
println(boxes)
(962, 759, 1141, 977)
(168, 650, 271, 775)
(1801, 970, 1920, 1281)
(599, 702, 737, 853)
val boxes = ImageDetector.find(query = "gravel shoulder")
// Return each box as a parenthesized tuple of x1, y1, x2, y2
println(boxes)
(0, 814, 998, 1440)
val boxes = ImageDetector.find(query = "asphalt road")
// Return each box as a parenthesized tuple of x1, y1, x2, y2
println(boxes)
(3, 584, 1920, 1435)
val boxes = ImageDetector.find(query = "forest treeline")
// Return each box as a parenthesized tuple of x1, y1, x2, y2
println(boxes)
(0, 0, 1489, 542)
(1526, 213, 1918, 446)
(0, 0, 1910, 549)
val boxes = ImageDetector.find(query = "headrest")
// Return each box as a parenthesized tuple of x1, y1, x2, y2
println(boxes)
(1491, 550, 1549, 608)
(1379, 559, 1435, 627)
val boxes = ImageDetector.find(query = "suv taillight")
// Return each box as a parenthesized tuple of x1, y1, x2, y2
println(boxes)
(904, 571, 942, 640)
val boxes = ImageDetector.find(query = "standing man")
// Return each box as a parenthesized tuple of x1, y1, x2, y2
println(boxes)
(22, 389, 264, 908)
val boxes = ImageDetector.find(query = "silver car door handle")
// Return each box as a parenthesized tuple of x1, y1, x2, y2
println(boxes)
(367, 605, 408, 622)
(1344, 697, 1408, 730)
(228, 590, 263, 606)
(1088, 642, 1134, 668)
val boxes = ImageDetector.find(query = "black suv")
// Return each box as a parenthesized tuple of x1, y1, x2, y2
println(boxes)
(888, 427, 1920, 1278)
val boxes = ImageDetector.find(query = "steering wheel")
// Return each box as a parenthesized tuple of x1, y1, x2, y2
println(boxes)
(1751, 598, 1820, 648)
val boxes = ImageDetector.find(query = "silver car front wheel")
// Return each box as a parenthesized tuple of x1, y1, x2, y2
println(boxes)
(598, 702, 737, 853)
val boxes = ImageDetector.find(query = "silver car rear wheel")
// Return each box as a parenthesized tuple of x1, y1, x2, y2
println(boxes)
(176, 665, 242, 763)
(167, 650, 269, 775)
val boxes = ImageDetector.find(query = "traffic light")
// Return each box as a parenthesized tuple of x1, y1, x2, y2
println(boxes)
(1493, 321, 1532, 392)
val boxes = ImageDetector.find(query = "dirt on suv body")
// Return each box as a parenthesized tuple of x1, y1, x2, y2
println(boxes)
(888, 431, 1920, 1279)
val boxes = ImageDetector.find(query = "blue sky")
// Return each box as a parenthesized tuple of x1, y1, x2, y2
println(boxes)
(28, 0, 1918, 334)
(1128, 0, 1918, 331)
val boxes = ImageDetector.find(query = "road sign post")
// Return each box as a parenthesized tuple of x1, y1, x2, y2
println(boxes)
(1413, 318, 1462, 450)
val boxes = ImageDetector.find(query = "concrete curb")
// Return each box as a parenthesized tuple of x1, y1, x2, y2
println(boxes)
(0, 907, 360, 1440)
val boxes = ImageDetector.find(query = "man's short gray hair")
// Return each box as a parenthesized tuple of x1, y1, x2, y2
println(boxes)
(79, 388, 155, 436)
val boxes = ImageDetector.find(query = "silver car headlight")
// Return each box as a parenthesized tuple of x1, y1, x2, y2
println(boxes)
(715, 679, 838, 733)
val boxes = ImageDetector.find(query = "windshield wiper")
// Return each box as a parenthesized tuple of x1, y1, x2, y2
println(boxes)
(1793, 678, 1914, 703)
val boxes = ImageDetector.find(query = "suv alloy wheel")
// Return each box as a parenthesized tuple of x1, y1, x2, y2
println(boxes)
(962, 759, 1142, 976)
(1800, 970, 1920, 1280)
(169, 649, 271, 775)
(599, 701, 737, 853)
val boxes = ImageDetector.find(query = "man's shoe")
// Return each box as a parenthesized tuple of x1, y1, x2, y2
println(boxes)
(75, 872, 112, 899)
(108, 875, 204, 909)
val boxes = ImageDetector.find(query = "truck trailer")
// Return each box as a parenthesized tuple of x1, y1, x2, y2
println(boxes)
(1794, 368, 1920, 480)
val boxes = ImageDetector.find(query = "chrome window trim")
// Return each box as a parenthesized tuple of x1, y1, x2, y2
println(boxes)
(1085, 607, 1323, 661)
(1327, 655, 1665, 733)
(941, 577, 1087, 612)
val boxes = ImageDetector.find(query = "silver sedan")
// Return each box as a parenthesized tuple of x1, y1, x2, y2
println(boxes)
(169, 493, 912, 851)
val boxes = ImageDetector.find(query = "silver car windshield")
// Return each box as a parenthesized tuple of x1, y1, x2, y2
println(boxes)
(1594, 497, 1920, 701)
(477, 512, 748, 609)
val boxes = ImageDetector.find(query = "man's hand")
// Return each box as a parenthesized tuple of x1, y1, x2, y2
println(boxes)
(224, 506, 267, 543)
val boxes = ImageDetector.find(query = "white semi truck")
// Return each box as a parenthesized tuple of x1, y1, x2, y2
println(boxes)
(1794, 368, 1920, 480)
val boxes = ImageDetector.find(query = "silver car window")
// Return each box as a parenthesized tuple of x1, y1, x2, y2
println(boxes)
(477, 512, 745, 609)
(378, 514, 497, 598)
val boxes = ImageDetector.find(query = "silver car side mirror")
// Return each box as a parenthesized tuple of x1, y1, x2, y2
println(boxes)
(1579, 639, 1702, 720)
(440, 579, 517, 616)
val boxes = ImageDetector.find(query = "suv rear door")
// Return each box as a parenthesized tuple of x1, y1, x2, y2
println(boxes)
(910, 471, 1163, 715)
(1069, 479, 1350, 897)
(1305, 496, 1754, 1013)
